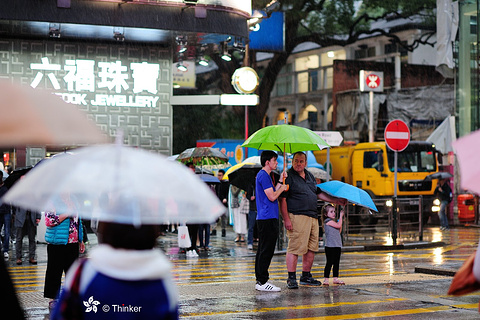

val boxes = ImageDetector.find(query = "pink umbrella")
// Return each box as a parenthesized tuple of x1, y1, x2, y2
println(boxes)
(0, 81, 107, 146)
(453, 129, 480, 194)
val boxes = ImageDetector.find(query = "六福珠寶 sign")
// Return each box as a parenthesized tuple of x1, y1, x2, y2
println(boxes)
(30, 57, 161, 108)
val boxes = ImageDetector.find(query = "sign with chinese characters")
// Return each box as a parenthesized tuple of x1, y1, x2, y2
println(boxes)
(30, 57, 161, 108)
(2, 39, 171, 154)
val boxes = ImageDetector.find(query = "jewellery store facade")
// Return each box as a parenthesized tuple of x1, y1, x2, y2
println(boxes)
(0, 0, 250, 166)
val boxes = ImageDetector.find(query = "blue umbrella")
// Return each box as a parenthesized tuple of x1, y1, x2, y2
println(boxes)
(318, 180, 378, 212)
(197, 173, 220, 184)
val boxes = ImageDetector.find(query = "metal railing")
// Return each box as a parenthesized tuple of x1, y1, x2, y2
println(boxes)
(277, 196, 426, 250)
(342, 197, 425, 243)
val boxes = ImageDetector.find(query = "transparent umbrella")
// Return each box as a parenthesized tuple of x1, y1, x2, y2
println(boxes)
(3, 144, 225, 225)
(177, 147, 229, 166)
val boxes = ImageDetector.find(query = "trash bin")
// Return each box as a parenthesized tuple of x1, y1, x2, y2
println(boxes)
(457, 194, 477, 223)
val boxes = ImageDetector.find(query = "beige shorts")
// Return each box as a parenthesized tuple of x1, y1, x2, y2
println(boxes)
(286, 213, 319, 255)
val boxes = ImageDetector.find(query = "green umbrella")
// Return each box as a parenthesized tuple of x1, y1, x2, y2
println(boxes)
(242, 124, 329, 153)
(241, 124, 330, 184)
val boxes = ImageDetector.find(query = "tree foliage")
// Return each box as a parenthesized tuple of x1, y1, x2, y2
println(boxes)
(250, 0, 436, 127)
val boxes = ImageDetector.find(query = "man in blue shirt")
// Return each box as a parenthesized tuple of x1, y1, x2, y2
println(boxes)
(280, 151, 346, 289)
(255, 150, 288, 292)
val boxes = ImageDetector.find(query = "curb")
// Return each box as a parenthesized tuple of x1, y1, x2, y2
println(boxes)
(414, 266, 456, 277)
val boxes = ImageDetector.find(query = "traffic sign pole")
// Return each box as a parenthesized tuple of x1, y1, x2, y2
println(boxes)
(326, 148, 330, 182)
(392, 151, 398, 245)
(384, 119, 410, 246)
(369, 91, 374, 142)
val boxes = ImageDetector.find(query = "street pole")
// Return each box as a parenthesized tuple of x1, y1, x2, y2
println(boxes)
(326, 148, 331, 182)
(369, 91, 374, 142)
(393, 150, 398, 245)
(244, 44, 249, 157)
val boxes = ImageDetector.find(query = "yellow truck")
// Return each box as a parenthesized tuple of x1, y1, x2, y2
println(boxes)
(314, 141, 439, 225)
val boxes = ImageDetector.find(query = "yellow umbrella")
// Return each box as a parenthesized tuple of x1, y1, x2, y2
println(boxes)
(223, 162, 257, 181)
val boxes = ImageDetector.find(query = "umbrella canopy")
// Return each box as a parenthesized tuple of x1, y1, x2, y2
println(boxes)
(3, 167, 32, 189)
(243, 155, 261, 164)
(197, 173, 220, 184)
(453, 129, 480, 194)
(424, 171, 453, 181)
(0, 170, 8, 181)
(3, 144, 225, 225)
(318, 180, 378, 212)
(0, 81, 107, 146)
(224, 161, 279, 191)
(224, 162, 262, 191)
(241, 124, 329, 154)
(195, 167, 214, 175)
(177, 147, 229, 167)
(307, 167, 331, 181)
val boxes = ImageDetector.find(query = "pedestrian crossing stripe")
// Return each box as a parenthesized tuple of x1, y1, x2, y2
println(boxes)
(182, 301, 478, 319)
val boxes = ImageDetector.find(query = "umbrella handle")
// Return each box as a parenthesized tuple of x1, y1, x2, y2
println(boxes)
(282, 148, 289, 191)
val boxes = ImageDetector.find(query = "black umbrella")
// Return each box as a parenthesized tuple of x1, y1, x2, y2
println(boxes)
(4, 166, 33, 189)
(227, 163, 279, 191)
(424, 171, 453, 181)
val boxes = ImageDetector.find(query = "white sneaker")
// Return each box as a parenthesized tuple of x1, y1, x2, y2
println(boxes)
(247, 244, 253, 250)
(255, 282, 281, 292)
(186, 250, 198, 258)
(3, 252, 9, 259)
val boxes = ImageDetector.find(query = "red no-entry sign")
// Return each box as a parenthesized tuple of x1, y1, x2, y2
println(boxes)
(384, 119, 410, 152)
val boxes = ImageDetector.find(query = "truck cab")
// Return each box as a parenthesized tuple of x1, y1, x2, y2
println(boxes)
(314, 141, 439, 225)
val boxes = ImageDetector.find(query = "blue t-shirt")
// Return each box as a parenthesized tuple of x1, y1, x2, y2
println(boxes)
(255, 169, 279, 220)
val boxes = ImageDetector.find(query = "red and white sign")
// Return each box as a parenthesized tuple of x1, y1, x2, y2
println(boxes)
(359, 70, 384, 92)
(384, 119, 410, 152)
(366, 74, 380, 88)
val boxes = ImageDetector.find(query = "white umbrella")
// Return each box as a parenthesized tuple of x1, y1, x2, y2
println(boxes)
(243, 156, 261, 164)
(3, 144, 225, 225)
(307, 167, 331, 181)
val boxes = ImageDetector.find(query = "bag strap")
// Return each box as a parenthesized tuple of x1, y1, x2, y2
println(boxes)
(71, 258, 87, 295)
(59, 258, 87, 320)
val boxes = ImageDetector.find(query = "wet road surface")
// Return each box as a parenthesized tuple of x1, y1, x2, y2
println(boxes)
(8, 226, 480, 319)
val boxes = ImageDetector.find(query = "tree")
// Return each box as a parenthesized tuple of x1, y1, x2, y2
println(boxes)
(250, 0, 436, 127)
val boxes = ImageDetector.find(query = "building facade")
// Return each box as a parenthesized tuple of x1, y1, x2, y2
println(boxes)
(256, 14, 454, 143)
(0, 0, 250, 166)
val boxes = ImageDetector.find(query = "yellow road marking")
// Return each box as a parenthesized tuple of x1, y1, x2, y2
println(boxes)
(183, 303, 479, 319)
(282, 306, 449, 320)
(181, 298, 407, 318)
